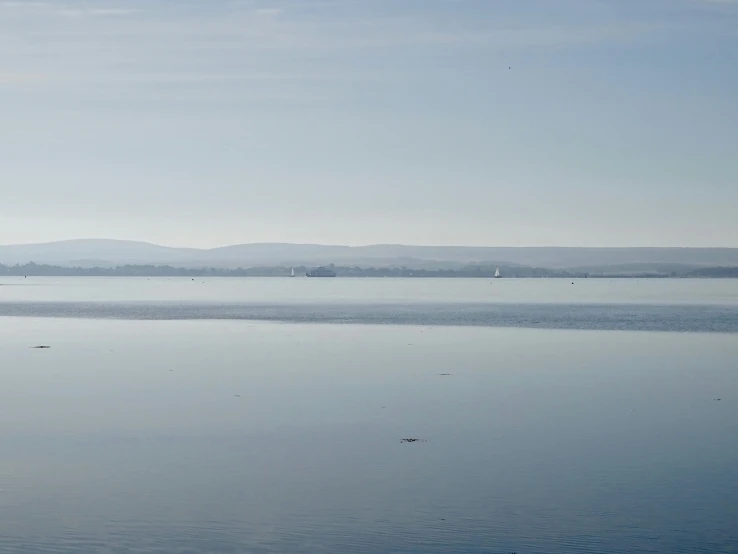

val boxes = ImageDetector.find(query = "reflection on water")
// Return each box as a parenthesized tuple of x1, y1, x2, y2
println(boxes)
(0, 279, 737, 553)
(2, 276, 738, 306)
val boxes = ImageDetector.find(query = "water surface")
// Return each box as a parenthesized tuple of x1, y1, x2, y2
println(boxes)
(0, 278, 736, 553)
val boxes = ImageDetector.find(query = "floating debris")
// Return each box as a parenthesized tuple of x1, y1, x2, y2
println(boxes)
(714, 398, 722, 401)
(30, 345, 50, 349)
(234, 394, 241, 398)
(400, 438, 427, 444)
(439, 373, 452, 376)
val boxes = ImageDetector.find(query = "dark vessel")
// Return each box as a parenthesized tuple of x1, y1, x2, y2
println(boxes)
(306, 266, 336, 277)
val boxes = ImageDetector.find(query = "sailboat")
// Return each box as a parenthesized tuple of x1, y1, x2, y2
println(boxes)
(494, 267, 501, 279)
(290, 268, 295, 277)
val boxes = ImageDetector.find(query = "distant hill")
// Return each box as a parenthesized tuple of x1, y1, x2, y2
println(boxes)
(0, 239, 197, 266)
(1, 239, 738, 270)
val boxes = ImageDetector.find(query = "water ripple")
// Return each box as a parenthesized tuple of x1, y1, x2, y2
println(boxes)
(1, 301, 738, 333)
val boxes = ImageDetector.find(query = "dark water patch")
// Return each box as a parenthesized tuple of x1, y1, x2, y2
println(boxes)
(1, 301, 738, 333)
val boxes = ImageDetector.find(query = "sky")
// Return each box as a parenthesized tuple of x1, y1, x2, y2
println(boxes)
(1, 0, 737, 248)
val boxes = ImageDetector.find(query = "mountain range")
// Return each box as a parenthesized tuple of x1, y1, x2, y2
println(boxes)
(1, 239, 738, 271)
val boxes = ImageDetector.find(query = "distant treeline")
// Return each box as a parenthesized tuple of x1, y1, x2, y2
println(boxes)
(0, 262, 265, 277)
(684, 266, 738, 278)
(0, 262, 583, 278)
(1, 262, 737, 278)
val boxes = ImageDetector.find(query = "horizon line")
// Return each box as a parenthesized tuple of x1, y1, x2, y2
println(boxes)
(1, 238, 738, 250)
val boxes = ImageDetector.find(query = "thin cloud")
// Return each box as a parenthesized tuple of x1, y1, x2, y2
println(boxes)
(57, 8, 140, 17)
(0, 1, 50, 7)
(0, 0, 683, 52)
(253, 8, 284, 17)
(0, 72, 45, 84)
(0, 2, 139, 17)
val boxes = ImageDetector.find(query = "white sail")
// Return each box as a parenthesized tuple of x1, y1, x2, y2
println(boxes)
(291, 268, 295, 277)
(494, 267, 501, 278)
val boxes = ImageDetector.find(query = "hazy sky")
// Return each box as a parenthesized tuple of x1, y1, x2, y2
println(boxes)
(2, 0, 737, 248)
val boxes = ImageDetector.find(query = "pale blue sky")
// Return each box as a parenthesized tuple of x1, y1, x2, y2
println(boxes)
(2, 0, 737, 247)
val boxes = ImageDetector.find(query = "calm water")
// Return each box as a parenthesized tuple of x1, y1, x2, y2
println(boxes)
(0, 278, 737, 553)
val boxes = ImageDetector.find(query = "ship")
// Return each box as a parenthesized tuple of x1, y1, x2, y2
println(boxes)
(306, 266, 337, 278)
(494, 267, 501, 278)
